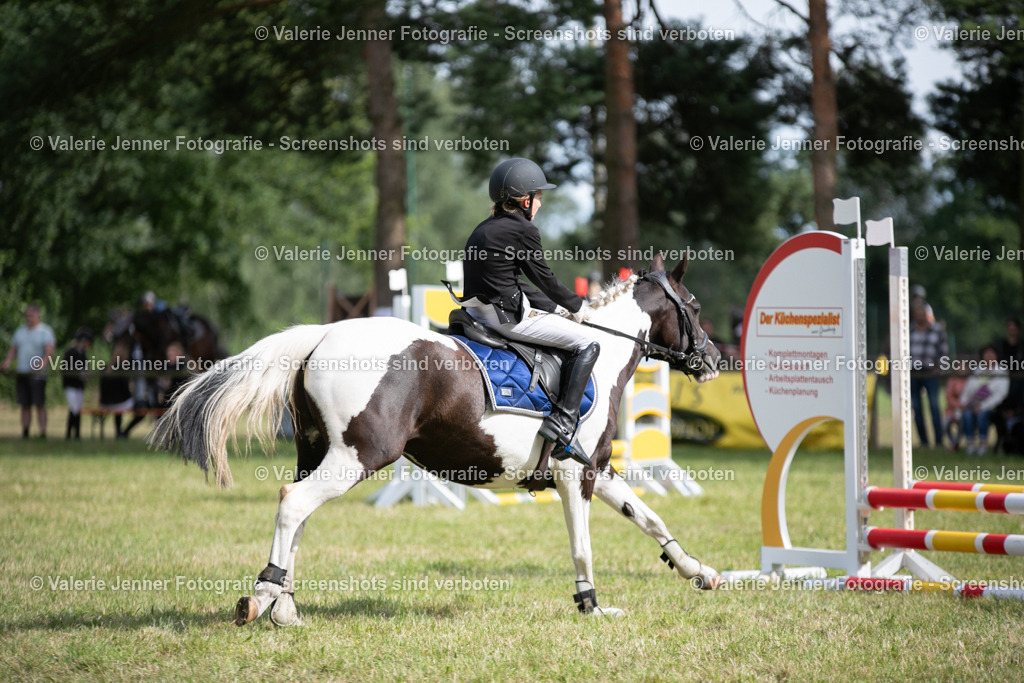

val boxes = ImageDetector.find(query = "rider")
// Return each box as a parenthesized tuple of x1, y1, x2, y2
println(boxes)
(459, 158, 602, 465)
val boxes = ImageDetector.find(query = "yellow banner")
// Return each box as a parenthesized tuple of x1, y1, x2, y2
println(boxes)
(669, 371, 875, 449)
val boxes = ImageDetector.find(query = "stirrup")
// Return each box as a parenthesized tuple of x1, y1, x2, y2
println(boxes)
(551, 432, 592, 467)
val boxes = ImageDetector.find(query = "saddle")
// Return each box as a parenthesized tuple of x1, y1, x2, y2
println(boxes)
(447, 307, 595, 488)
(446, 308, 567, 397)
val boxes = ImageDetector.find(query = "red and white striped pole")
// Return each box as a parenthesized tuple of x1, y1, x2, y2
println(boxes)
(866, 527, 1024, 556)
(866, 486, 1024, 514)
(912, 481, 1024, 495)
(805, 576, 1024, 600)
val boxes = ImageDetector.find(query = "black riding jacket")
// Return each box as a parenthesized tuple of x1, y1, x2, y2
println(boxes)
(463, 210, 585, 324)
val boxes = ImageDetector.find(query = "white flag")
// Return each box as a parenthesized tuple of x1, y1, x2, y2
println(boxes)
(833, 197, 861, 226)
(388, 268, 408, 292)
(865, 217, 894, 247)
(445, 260, 464, 283)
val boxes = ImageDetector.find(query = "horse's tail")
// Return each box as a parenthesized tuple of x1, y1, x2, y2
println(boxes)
(148, 324, 331, 489)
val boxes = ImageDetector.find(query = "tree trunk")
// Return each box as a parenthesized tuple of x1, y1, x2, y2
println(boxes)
(809, 0, 837, 231)
(1018, 83, 1024, 316)
(364, 22, 406, 313)
(602, 0, 639, 276)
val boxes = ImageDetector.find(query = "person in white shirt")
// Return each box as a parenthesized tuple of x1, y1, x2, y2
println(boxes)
(1, 304, 57, 438)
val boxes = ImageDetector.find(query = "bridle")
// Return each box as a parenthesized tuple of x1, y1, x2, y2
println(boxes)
(582, 271, 711, 374)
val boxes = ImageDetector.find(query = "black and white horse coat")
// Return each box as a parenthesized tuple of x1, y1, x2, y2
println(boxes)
(150, 256, 724, 624)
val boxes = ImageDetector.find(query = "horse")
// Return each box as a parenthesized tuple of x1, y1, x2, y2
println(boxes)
(106, 308, 227, 365)
(149, 254, 724, 625)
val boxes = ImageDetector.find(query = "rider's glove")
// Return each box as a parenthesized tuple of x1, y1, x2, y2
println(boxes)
(570, 300, 590, 323)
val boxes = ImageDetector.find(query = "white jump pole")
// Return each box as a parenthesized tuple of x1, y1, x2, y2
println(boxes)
(870, 245, 952, 582)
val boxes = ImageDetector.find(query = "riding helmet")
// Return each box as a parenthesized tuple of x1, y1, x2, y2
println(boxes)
(488, 158, 556, 203)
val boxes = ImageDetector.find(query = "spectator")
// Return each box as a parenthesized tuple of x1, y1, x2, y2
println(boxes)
(1, 304, 57, 438)
(909, 302, 948, 448)
(996, 317, 1024, 362)
(910, 284, 927, 310)
(141, 290, 167, 313)
(995, 317, 1024, 415)
(960, 346, 1009, 456)
(910, 285, 936, 324)
(61, 327, 93, 440)
(730, 306, 744, 347)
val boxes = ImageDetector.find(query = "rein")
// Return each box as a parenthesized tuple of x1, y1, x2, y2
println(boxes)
(582, 271, 709, 373)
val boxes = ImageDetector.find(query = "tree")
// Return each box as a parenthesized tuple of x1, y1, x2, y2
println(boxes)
(362, 4, 408, 313)
(0, 0, 405, 343)
(928, 0, 1024, 314)
(756, 0, 839, 230)
(446, 2, 793, 266)
(441, 0, 603, 180)
(750, 0, 928, 231)
(602, 0, 639, 275)
(907, 184, 1020, 353)
(633, 27, 785, 260)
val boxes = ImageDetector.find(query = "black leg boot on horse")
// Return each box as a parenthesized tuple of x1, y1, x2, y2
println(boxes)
(538, 342, 600, 466)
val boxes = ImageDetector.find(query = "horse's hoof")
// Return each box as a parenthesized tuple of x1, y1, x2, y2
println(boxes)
(234, 596, 259, 626)
(693, 569, 725, 590)
(590, 606, 625, 618)
(270, 593, 304, 627)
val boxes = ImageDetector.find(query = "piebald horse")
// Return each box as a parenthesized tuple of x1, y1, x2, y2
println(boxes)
(150, 254, 724, 625)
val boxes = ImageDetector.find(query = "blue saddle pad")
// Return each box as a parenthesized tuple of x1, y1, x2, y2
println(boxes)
(450, 336, 597, 420)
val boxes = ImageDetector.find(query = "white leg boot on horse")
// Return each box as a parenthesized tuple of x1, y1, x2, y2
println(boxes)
(594, 471, 723, 590)
(269, 518, 307, 627)
(236, 447, 368, 626)
(553, 461, 624, 617)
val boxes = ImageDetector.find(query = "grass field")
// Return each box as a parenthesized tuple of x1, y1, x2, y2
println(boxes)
(3, 431, 1024, 681)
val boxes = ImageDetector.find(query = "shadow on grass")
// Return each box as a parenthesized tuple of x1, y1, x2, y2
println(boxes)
(420, 559, 554, 578)
(4, 605, 234, 632)
(299, 596, 459, 620)
(5, 596, 461, 633)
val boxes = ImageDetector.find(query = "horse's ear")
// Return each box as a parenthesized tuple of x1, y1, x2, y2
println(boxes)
(651, 252, 666, 272)
(671, 252, 689, 282)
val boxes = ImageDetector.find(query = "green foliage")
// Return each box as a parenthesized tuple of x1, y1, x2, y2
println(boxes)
(4, 0, 1021, 363)
(923, 0, 1024, 327)
(908, 184, 1022, 353)
(835, 57, 928, 200)
(0, 0, 376, 350)
(443, 1, 604, 182)
(634, 28, 783, 261)
(928, 1, 1024, 218)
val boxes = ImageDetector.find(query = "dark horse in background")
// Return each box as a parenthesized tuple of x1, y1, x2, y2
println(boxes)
(105, 307, 228, 365)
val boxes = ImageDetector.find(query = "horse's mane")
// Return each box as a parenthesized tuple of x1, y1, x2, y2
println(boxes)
(583, 274, 639, 317)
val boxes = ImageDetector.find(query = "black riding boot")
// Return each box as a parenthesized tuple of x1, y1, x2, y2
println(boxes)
(538, 342, 600, 466)
(66, 413, 74, 440)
